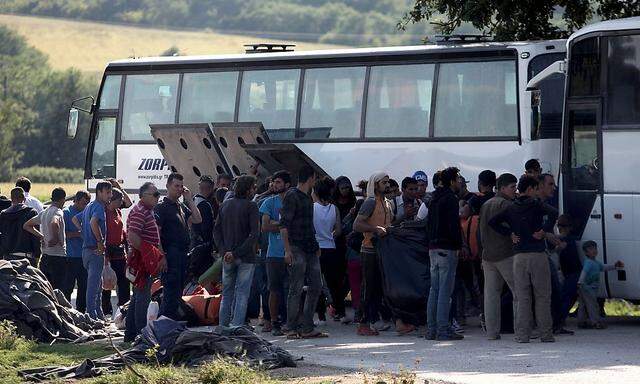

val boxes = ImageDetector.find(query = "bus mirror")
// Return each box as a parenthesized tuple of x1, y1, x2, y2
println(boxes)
(67, 108, 79, 139)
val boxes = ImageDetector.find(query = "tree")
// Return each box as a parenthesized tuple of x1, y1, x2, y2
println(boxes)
(400, 0, 640, 41)
(0, 101, 24, 181)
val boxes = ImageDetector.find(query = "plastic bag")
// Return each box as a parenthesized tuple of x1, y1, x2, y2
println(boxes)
(147, 301, 159, 325)
(102, 261, 117, 291)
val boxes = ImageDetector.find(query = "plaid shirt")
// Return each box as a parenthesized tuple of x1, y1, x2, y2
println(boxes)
(280, 187, 319, 253)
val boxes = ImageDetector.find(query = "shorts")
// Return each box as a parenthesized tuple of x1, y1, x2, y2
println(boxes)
(266, 258, 287, 291)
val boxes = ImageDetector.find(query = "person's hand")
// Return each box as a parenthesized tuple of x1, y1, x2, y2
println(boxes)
(349, 207, 356, 217)
(248, 161, 260, 176)
(615, 260, 625, 268)
(405, 204, 418, 218)
(511, 233, 520, 244)
(375, 226, 387, 237)
(107, 178, 122, 189)
(223, 251, 234, 264)
(97, 242, 106, 255)
(533, 229, 546, 240)
(182, 187, 193, 201)
(284, 251, 293, 266)
(545, 233, 560, 245)
(555, 241, 567, 251)
(459, 246, 471, 260)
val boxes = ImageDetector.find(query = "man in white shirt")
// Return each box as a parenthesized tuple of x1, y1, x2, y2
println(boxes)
(16, 177, 44, 213)
(24, 187, 67, 290)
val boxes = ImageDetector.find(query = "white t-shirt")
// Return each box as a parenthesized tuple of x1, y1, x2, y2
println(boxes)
(416, 202, 429, 221)
(34, 205, 66, 256)
(313, 202, 337, 249)
(24, 192, 44, 213)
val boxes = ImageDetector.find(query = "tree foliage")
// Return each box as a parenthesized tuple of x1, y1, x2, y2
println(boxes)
(400, 0, 640, 41)
(0, 26, 94, 179)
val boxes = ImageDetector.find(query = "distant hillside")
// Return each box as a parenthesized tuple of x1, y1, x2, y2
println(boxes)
(0, 0, 432, 46)
(0, 14, 345, 74)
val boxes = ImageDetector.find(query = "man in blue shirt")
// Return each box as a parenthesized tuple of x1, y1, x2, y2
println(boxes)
(63, 190, 90, 311)
(259, 170, 291, 336)
(74, 182, 112, 320)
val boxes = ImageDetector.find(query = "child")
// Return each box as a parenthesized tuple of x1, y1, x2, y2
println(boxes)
(577, 241, 624, 329)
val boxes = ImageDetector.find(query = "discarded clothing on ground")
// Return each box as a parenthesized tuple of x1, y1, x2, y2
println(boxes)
(377, 223, 430, 326)
(0, 258, 106, 343)
(19, 317, 297, 382)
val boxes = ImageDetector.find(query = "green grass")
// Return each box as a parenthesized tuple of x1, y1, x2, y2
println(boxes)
(0, 182, 86, 203)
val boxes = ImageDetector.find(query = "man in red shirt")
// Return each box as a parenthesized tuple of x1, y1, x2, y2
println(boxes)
(124, 182, 165, 342)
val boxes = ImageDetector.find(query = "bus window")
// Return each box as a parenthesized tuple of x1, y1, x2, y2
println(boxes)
(569, 37, 600, 97)
(179, 72, 238, 124)
(91, 117, 116, 178)
(99, 75, 121, 110)
(528, 54, 565, 139)
(365, 64, 434, 138)
(567, 108, 600, 191)
(121, 74, 179, 141)
(607, 35, 640, 125)
(238, 69, 300, 139)
(434, 61, 518, 138)
(300, 67, 365, 139)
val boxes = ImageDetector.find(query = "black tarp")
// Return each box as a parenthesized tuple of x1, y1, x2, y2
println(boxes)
(0, 259, 105, 343)
(377, 223, 430, 326)
(19, 317, 297, 382)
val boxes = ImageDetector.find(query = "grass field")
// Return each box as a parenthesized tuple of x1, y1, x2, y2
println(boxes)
(0, 14, 345, 74)
(0, 183, 85, 203)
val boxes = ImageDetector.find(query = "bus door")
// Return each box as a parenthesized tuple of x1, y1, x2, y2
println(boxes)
(562, 103, 608, 296)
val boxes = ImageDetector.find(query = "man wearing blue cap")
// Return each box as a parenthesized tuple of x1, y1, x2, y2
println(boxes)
(412, 171, 429, 202)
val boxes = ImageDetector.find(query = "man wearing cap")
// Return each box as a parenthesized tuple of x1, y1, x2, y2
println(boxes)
(412, 171, 430, 201)
(191, 175, 215, 248)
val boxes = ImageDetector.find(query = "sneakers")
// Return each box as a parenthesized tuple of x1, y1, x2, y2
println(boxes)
(271, 326, 284, 337)
(357, 324, 380, 336)
(372, 320, 392, 332)
(314, 320, 327, 327)
(436, 332, 464, 341)
(451, 319, 465, 334)
(540, 335, 556, 343)
(594, 322, 607, 329)
(262, 322, 273, 333)
(553, 327, 575, 335)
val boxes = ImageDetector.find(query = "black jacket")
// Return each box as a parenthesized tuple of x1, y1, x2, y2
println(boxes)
(488, 196, 558, 254)
(213, 197, 259, 263)
(426, 187, 462, 250)
(0, 204, 40, 256)
(0, 196, 10, 211)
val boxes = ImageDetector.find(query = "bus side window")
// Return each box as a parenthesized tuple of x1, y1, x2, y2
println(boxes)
(607, 35, 640, 125)
(528, 53, 565, 140)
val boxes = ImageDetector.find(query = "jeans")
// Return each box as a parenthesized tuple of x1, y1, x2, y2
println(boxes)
(219, 260, 256, 327)
(559, 272, 580, 325)
(124, 277, 152, 341)
(102, 258, 131, 315)
(513, 252, 552, 341)
(427, 249, 458, 337)
(64, 257, 87, 312)
(159, 245, 188, 320)
(40, 254, 68, 292)
(82, 248, 104, 320)
(248, 258, 270, 321)
(286, 246, 322, 334)
(549, 257, 564, 330)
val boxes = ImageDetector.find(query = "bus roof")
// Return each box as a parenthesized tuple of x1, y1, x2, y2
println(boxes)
(105, 40, 565, 70)
(569, 17, 640, 42)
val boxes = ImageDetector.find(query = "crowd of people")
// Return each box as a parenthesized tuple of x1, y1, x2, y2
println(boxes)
(0, 158, 624, 343)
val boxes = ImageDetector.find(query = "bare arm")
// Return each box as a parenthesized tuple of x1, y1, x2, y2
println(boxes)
(49, 218, 61, 246)
(72, 216, 82, 232)
(90, 217, 105, 254)
(127, 229, 142, 250)
(23, 216, 44, 241)
(183, 188, 202, 225)
(261, 213, 280, 233)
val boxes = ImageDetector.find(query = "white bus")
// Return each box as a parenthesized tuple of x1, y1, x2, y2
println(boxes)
(530, 17, 640, 301)
(69, 40, 566, 192)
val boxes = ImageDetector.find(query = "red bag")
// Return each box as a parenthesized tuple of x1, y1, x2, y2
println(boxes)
(182, 294, 221, 325)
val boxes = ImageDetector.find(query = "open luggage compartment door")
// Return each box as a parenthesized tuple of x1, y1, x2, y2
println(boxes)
(150, 123, 231, 190)
(242, 143, 328, 182)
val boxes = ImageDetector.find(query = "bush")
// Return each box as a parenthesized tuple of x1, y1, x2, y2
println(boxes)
(10, 166, 84, 184)
(0, 320, 20, 350)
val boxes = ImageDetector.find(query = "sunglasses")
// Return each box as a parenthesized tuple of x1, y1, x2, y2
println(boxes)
(144, 191, 161, 198)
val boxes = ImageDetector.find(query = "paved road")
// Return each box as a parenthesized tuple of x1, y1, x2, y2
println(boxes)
(266, 316, 640, 384)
